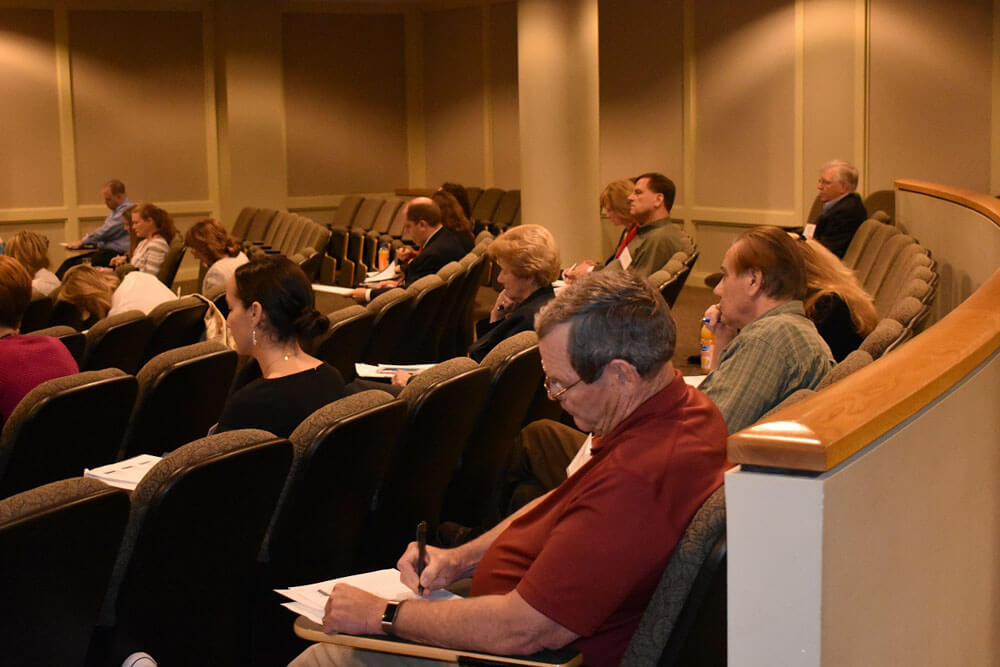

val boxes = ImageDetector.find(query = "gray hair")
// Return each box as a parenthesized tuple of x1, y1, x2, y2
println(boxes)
(822, 160, 858, 191)
(535, 270, 675, 382)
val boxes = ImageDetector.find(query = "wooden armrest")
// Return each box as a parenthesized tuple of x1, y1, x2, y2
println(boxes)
(293, 617, 582, 666)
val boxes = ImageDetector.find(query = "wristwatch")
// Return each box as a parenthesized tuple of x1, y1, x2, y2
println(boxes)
(381, 600, 403, 636)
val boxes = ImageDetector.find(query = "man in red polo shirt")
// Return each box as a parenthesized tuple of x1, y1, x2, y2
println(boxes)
(293, 271, 728, 667)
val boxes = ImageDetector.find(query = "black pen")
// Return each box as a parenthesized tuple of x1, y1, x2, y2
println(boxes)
(416, 520, 428, 596)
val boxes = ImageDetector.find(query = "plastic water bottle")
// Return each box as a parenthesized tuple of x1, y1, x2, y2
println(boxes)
(700, 319, 714, 372)
(378, 243, 389, 271)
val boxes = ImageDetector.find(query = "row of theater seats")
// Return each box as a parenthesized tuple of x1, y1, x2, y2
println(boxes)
(305, 239, 494, 369)
(765, 218, 939, 414)
(0, 328, 551, 666)
(0, 341, 237, 499)
(26, 297, 209, 373)
(230, 208, 332, 280)
(645, 233, 700, 308)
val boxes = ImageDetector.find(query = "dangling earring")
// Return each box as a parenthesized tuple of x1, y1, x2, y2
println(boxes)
(252, 329, 257, 346)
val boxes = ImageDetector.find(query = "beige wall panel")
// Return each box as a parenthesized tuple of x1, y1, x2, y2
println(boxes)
(283, 13, 407, 195)
(693, 0, 795, 210)
(868, 0, 992, 193)
(802, 0, 861, 203)
(0, 9, 62, 209)
(69, 10, 208, 205)
(598, 0, 684, 192)
(423, 6, 485, 188)
(489, 2, 520, 189)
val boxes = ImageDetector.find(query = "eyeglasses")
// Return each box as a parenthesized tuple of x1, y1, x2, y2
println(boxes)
(544, 375, 583, 400)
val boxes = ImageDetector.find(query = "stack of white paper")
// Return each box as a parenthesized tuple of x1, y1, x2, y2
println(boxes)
(312, 284, 356, 296)
(84, 454, 162, 491)
(363, 261, 399, 284)
(276, 568, 457, 624)
(355, 363, 436, 379)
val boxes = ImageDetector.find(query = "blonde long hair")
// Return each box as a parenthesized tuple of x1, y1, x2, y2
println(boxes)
(801, 239, 877, 335)
(59, 265, 120, 320)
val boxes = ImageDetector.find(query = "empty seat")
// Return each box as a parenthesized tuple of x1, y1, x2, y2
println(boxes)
(252, 391, 407, 665)
(860, 318, 905, 359)
(81, 310, 155, 375)
(119, 342, 238, 459)
(471, 187, 504, 223)
(157, 236, 187, 288)
(244, 208, 279, 245)
(309, 305, 375, 382)
(0, 369, 137, 498)
(362, 288, 414, 363)
(143, 295, 209, 362)
(491, 189, 521, 228)
(92, 430, 292, 667)
(0, 477, 130, 666)
(390, 274, 447, 363)
(442, 332, 544, 528)
(231, 206, 257, 241)
(359, 358, 492, 568)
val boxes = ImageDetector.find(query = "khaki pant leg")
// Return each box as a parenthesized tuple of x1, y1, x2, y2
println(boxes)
(289, 643, 450, 667)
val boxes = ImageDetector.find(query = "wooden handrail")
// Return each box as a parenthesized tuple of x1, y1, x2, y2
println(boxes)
(727, 183, 1000, 472)
(895, 179, 1000, 229)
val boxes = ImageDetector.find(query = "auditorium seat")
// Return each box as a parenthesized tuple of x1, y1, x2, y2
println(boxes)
(622, 486, 728, 666)
(27, 324, 85, 365)
(441, 331, 544, 529)
(491, 189, 520, 229)
(251, 391, 407, 666)
(243, 208, 279, 245)
(430, 261, 468, 361)
(365, 197, 406, 270)
(465, 186, 483, 211)
(470, 187, 504, 226)
(0, 369, 137, 498)
(143, 295, 209, 363)
(359, 358, 491, 569)
(0, 477, 130, 666)
(453, 252, 490, 356)
(20, 291, 53, 334)
(91, 430, 292, 667)
(816, 348, 874, 390)
(309, 305, 375, 382)
(860, 318, 905, 359)
(231, 206, 257, 241)
(81, 310, 155, 375)
(362, 288, 414, 364)
(49, 297, 94, 331)
(156, 236, 187, 289)
(390, 274, 447, 363)
(326, 195, 366, 285)
(119, 342, 238, 460)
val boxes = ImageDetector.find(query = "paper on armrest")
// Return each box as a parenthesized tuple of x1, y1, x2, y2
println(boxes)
(364, 261, 399, 283)
(84, 454, 162, 491)
(276, 568, 457, 624)
(683, 374, 707, 388)
(355, 363, 436, 379)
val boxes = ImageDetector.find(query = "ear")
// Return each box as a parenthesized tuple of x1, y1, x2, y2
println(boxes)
(746, 269, 764, 297)
(606, 359, 640, 386)
(248, 301, 264, 328)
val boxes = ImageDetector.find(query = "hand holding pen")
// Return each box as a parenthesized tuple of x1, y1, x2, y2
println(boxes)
(416, 520, 427, 595)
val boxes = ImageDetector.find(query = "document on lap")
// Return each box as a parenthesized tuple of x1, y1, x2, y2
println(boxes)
(276, 568, 458, 624)
(355, 363, 436, 379)
(84, 454, 162, 491)
(364, 261, 399, 284)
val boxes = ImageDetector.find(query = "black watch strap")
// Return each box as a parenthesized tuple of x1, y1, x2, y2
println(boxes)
(381, 600, 403, 636)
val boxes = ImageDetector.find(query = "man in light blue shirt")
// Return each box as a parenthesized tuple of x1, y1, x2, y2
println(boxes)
(59, 180, 134, 274)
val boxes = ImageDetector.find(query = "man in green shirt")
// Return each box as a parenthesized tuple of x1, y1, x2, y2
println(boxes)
(700, 226, 833, 432)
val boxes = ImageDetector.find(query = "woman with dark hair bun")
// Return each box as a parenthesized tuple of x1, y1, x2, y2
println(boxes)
(214, 255, 345, 437)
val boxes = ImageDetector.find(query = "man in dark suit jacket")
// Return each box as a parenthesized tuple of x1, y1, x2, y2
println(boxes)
(809, 160, 867, 258)
(352, 197, 467, 302)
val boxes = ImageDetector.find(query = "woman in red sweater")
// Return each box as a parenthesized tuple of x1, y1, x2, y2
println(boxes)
(0, 256, 78, 423)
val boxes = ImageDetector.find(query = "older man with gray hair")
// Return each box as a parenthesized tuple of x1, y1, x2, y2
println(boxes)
(806, 159, 867, 258)
(291, 270, 728, 667)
